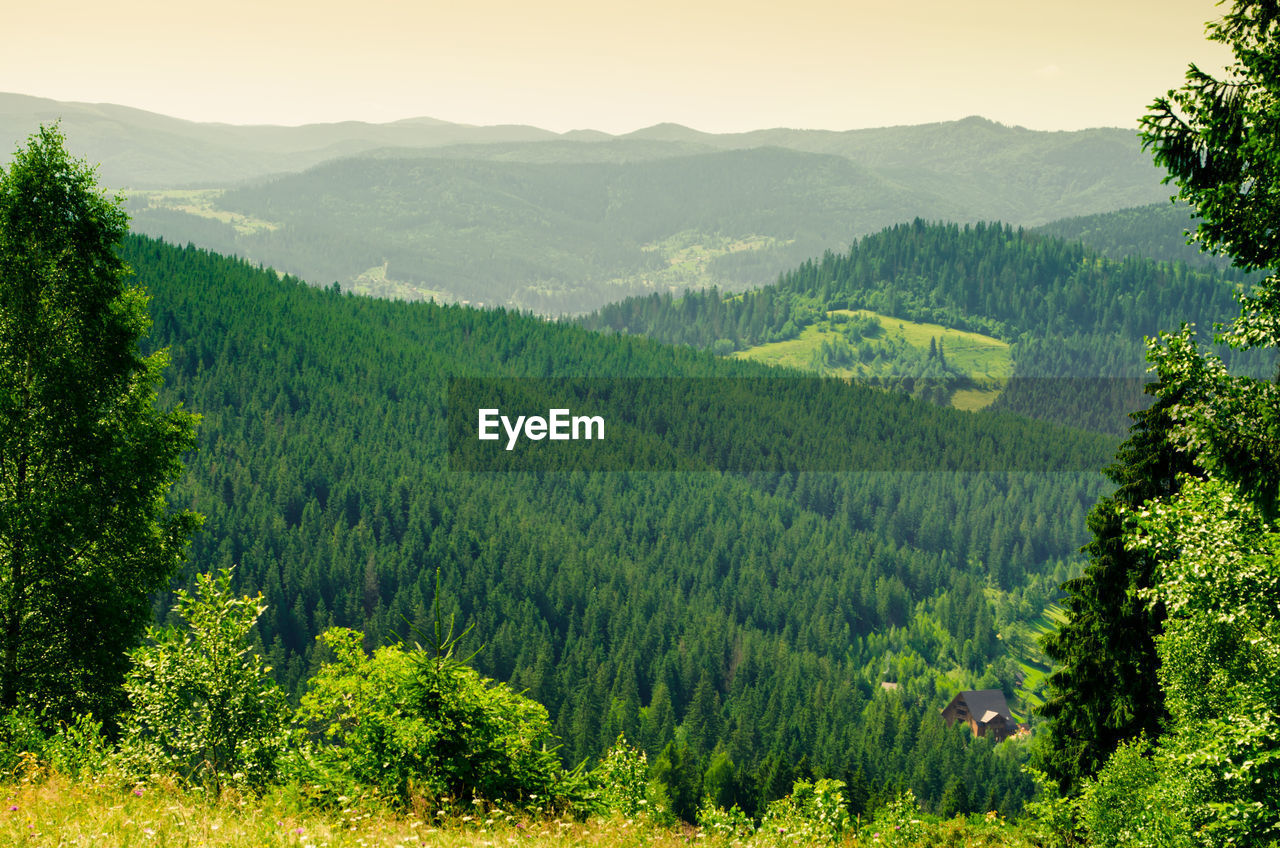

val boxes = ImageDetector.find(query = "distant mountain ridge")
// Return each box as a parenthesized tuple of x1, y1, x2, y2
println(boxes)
(0, 93, 557, 186)
(1, 93, 1174, 312)
(2, 92, 1162, 191)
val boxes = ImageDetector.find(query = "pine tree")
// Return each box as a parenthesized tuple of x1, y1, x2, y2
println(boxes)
(1038, 379, 1195, 792)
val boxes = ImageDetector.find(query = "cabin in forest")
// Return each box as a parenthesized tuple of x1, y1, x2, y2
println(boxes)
(940, 689, 1021, 742)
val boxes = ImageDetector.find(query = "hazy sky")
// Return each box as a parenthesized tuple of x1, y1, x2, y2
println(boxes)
(7, 0, 1233, 133)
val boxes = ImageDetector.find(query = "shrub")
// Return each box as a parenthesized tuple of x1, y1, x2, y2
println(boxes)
(0, 709, 47, 778)
(757, 778, 851, 845)
(295, 625, 576, 811)
(45, 713, 111, 779)
(1079, 740, 1193, 848)
(860, 790, 925, 847)
(590, 734, 651, 818)
(116, 568, 289, 791)
(696, 796, 754, 842)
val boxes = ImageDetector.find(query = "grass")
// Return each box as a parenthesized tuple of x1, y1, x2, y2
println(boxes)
(731, 310, 1012, 409)
(1009, 604, 1068, 712)
(0, 775, 682, 848)
(127, 189, 280, 236)
(1, 773, 1050, 848)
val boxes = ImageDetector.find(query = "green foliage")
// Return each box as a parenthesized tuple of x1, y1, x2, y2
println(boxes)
(0, 708, 47, 777)
(1079, 740, 1192, 848)
(756, 779, 851, 845)
(1057, 9, 1280, 845)
(590, 735, 651, 818)
(117, 568, 289, 791)
(860, 789, 925, 847)
(1019, 766, 1081, 848)
(696, 796, 754, 842)
(295, 625, 573, 811)
(1037, 379, 1192, 792)
(1141, 1, 1280, 273)
(0, 125, 200, 724)
(43, 713, 111, 780)
(1108, 477, 1280, 847)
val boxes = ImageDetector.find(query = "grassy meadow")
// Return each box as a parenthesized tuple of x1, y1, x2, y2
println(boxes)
(1, 774, 1050, 848)
(731, 309, 1012, 409)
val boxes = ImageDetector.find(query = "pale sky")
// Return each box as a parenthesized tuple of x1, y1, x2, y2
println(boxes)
(5, 0, 1234, 133)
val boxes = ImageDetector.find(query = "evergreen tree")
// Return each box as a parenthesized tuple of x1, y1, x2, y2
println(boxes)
(1038, 380, 1195, 792)
(1141, 0, 1280, 273)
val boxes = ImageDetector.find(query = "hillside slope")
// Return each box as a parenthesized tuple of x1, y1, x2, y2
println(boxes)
(131, 234, 1112, 817)
(581, 219, 1273, 433)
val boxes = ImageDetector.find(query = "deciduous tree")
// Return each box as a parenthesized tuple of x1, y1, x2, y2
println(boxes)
(0, 126, 199, 723)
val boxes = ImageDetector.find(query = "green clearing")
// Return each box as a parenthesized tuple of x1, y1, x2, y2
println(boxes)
(351, 262, 456, 302)
(598, 231, 787, 296)
(128, 189, 279, 235)
(731, 309, 1012, 409)
(1011, 603, 1067, 711)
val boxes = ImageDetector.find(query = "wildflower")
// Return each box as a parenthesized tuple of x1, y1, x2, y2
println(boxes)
(7, 805, 16, 812)
(133, 788, 145, 797)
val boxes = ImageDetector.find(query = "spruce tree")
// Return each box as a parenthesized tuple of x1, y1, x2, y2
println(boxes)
(1038, 379, 1195, 793)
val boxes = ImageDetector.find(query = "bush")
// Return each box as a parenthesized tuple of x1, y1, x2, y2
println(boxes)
(295, 625, 576, 811)
(757, 778, 851, 845)
(590, 734, 651, 818)
(1078, 740, 1192, 848)
(696, 796, 754, 842)
(0, 709, 47, 778)
(860, 790, 925, 847)
(45, 713, 111, 779)
(116, 568, 289, 792)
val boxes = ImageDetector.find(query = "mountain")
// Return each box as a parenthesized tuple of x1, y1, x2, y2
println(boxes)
(211, 146, 949, 311)
(168, 128, 1166, 313)
(0, 93, 558, 187)
(579, 219, 1274, 434)
(1033, 201, 1252, 277)
(131, 232, 1113, 818)
(3, 94, 1172, 312)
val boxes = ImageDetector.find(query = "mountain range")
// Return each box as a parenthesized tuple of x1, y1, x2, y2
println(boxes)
(2, 93, 1173, 312)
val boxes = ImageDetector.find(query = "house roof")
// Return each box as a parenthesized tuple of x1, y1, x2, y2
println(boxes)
(942, 689, 1013, 722)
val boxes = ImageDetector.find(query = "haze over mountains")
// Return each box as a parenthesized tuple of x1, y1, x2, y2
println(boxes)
(2, 92, 1174, 313)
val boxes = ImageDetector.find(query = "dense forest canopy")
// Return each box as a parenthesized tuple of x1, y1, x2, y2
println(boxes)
(581, 218, 1275, 434)
(117, 232, 1120, 817)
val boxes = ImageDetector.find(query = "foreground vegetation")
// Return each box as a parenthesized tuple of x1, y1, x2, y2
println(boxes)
(0, 774, 1063, 848)
(0, 564, 1061, 847)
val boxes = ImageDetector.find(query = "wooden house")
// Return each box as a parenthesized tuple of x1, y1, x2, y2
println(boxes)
(940, 689, 1020, 742)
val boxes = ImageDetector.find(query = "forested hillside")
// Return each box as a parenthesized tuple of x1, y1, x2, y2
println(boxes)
(1032, 202, 1253, 277)
(581, 219, 1272, 433)
(201, 135, 1164, 312)
(128, 233, 1114, 819)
